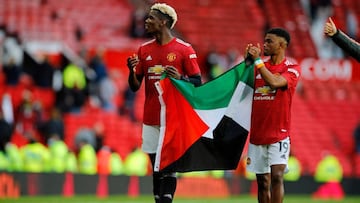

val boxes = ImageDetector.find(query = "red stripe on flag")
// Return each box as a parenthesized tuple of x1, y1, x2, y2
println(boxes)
(159, 79, 209, 171)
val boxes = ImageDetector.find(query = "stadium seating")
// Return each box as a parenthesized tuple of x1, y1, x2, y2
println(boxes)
(292, 80, 360, 177)
(0, 0, 136, 51)
(63, 110, 142, 159)
(159, 0, 266, 54)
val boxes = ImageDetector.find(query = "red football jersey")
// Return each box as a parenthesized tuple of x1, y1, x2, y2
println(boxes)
(136, 38, 201, 125)
(250, 58, 301, 145)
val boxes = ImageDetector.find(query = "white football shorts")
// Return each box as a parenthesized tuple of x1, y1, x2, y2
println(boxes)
(141, 124, 160, 154)
(246, 137, 290, 174)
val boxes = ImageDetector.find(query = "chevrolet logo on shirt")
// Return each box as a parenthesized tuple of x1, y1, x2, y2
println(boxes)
(255, 86, 276, 95)
(148, 65, 165, 74)
(254, 86, 276, 100)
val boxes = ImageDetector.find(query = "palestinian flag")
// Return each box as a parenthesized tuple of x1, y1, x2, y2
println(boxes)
(154, 61, 254, 172)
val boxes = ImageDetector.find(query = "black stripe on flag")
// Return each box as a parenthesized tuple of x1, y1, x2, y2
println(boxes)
(161, 116, 248, 172)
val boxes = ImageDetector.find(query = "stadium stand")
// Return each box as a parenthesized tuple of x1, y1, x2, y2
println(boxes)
(0, 0, 140, 51)
(162, 0, 266, 54)
(0, 0, 359, 177)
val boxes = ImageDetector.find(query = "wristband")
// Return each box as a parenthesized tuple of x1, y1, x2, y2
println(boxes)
(180, 75, 189, 81)
(254, 58, 265, 69)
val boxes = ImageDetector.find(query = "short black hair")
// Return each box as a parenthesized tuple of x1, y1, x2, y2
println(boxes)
(266, 28, 290, 46)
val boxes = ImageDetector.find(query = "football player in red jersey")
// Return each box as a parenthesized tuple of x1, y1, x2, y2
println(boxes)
(127, 3, 201, 203)
(245, 28, 301, 203)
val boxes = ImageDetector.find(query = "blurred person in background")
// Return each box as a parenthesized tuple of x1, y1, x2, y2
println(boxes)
(2, 29, 24, 76)
(74, 121, 105, 154)
(88, 48, 116, 111)
(74, 25, 84, 43)
(57, 61, 87, 113)
(20, 137, 50, 173)
(345, 8, 358, 42)
(1, 93, 14, 126)
(96, 145, 112, 175)
(65, 150, 78, 173)
(119, 86, 137, 122)
(312, 151, 344, 199)
(5, 142, 23, 172)
(204, 48, 227, 81)
(14, 90, 45, 143)
(245, 28, 301, 203)
(123, 147, 149, 177)
(308, 0, 332, 24)
(74, 126, 96, 150)
(283, 153, 302, 182)
(2, 57, 22, 86)
(77, 138, 97, 175)
(110, 150, 124, 175)
(38, 107, 64, 143)
(32, 54, 55, 88)
(127, 3, 202, 203)
(47, 133, 68, 173)
(93, 122, 105, 153)
(324, 17, 360, 62)
(129, 0, 152, 38)
(0, 149, 8, 171)
(0, 111, 13, 153)
(204, 46, 220, 81)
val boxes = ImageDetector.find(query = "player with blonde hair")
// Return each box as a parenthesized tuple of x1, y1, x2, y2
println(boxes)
(127, 3, 201, 203)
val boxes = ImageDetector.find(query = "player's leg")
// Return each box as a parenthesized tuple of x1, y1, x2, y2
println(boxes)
(270, 164, 286, 203)
(247, 143, 271, 203)
(256, 173, 271, 203)
(149, 154, 161, 203)
(159, 172, 177, 203)
(268, 137, 290, 203)
(142, 125, 161, 203)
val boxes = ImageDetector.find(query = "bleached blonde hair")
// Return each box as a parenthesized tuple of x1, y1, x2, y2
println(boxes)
(151, 3, 178, 29)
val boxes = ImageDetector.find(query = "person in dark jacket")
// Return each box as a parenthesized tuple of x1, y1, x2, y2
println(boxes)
(324, 17, 360, 62)
(0, 111, 13, 152)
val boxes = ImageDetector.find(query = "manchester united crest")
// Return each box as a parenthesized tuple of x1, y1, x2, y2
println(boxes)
(167, 53, 176, 62)
(246, 157, 251, 165)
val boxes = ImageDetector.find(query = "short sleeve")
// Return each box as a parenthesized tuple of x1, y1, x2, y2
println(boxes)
(283, 64, 301, 89)
(183, 45, 201, 76)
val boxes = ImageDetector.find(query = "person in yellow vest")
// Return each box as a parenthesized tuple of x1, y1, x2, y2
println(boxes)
(5, 143, 23, 172)
(209, 170, 225, 179)
(63, 62, 87, 90)
(312, 151, 344, 200)
(66, 150, 78, 173)
(77, 139, 97, 175)
(0, 151, 8, 171)
(20, 137, 51, 173)
(179, 170, 224, 179)
(284, 154, 302, 182)
(180, 171, 210, 178)
(60, 62, 87, 112)
(123, 148, 149, 176)
(110, 150, 124, 175)
(48, 134, 69, 173)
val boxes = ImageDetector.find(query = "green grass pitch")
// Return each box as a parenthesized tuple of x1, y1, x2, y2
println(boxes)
(2, 195, 360, 203)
